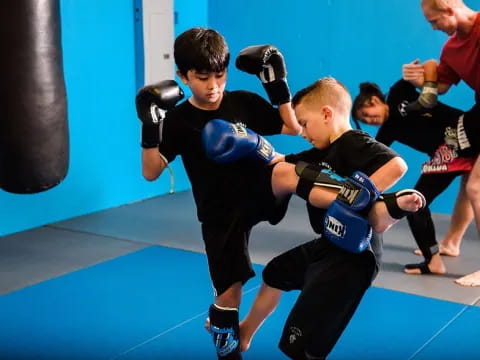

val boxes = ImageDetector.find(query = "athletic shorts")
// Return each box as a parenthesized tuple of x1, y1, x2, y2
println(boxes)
(201, 164, 290, 296)
(263, 239, 377, 358)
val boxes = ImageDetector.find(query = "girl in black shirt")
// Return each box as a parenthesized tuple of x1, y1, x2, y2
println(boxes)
(352, 80, 474, 275)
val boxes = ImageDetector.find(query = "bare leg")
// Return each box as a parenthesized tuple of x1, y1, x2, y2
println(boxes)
(216, 282, 242, 308)
(440, 174, 473, 255)
(239, 283, 282, 352)
(455, 157, 480, 286)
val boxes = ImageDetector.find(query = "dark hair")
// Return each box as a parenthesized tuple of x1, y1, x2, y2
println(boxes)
(351, 82, 386, 128)
(174, 27, 230, 76)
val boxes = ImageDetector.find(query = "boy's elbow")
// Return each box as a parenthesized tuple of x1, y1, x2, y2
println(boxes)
(388, 157, 408, 180)
(142, 168, 160, 181)
(397, 157, 408, 177)
(142, 173, 156, 182)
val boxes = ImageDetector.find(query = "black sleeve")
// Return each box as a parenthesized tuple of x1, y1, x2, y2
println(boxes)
(377, 80, 418, 147)
(238, 91, 284, 136)
(387, 80, 419, 103)
(375, 122, 395, 147)
(284, 149, 319, 165)
(347, 131, 399, 176)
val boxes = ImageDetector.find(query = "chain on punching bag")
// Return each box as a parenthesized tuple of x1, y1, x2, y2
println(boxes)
(0, 0, 69, 194)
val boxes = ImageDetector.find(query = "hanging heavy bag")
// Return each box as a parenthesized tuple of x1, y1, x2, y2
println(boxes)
(0, 0, 69, 194)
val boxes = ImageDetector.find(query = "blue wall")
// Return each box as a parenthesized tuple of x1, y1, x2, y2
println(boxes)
(0, 0, 208, 236)
(1, 0, 475, 236)
(209, 0, 476, 214)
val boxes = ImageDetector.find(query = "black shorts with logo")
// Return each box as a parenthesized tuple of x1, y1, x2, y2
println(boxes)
(263, 238, 377, 359)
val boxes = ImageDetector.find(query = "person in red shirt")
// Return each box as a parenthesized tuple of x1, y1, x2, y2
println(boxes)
(403, 0, 480, 286)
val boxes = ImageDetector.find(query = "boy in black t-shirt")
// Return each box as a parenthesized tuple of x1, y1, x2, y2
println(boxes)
(236, 77, 425, 360)
(137, 27, 301, 360)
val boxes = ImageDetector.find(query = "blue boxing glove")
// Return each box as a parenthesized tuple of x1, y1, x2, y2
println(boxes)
(202, 119, 275, 163)
(324, 202, 373, 253)
(336, 171, 380, 213)
(323, 171, 380, 253)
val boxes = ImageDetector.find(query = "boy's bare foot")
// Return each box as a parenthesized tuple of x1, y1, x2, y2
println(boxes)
(204, 317, 211, 333)
(396, 192, 425, 212)
(455, 270, 480, 286)
(404, 253, 446, 275)
(239, 320, 253, 352)
(371, 192, 425, 233)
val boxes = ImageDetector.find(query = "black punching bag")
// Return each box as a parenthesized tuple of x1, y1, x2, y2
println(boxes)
(0, 0, 69, 194)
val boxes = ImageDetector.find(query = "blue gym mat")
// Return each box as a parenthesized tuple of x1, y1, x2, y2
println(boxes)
(0, 246, 477, 359)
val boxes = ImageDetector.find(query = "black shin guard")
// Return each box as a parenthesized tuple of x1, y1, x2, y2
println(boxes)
(296, 177, 315, 201)
(209, 304, 241, 360)
(406, 208, 439, 261)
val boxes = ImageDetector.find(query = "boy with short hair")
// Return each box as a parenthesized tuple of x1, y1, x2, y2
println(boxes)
(236, 77, 424, 360)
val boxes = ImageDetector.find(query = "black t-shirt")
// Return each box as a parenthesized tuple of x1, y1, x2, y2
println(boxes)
(285, 130, 398, 257)
(158, 90, 283, 223)
(376, 80, 463, 156)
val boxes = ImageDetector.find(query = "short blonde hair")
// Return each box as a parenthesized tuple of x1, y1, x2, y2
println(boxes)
(292, 76, 352, 118)
(421, 0, 462, 11)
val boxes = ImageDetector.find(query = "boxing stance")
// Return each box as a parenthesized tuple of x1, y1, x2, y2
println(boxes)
(137, 27, 302, 360)
(202, 77, 425, 359)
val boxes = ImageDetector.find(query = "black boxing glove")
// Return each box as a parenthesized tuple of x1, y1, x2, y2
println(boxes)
(235, 45, 291, 105)
(135, 80, 184, 148)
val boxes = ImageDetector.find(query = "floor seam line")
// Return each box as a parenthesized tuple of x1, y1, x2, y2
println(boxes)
(46, 224, 155, 247)
(407, 304, 470, 360)
(109, 285, 261, 359)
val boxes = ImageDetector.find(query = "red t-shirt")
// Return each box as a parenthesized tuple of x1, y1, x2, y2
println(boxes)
(438, 12, 480, 93)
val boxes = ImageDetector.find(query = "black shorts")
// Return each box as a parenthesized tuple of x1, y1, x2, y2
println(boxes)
(202, 165, 290, 296)
(263, 239, 377, 359)
(244, 164, 291, 227)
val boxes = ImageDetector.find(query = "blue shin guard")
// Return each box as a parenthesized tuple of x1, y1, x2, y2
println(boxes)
(209, 304, 242, 360)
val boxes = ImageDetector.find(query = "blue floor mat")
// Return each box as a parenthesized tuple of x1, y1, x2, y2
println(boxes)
(411, 303, 480, 360)
(0, 246, 477, 360)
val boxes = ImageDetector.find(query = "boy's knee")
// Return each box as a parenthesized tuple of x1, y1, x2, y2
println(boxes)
(465, 178, 480, 199)
(272, 162, 297, 194)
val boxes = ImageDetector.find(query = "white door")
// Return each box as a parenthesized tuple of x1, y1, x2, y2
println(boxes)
(142, 0, 174, 84)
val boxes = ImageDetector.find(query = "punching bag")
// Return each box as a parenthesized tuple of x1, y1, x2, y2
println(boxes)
(0, 0, 69, 194)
